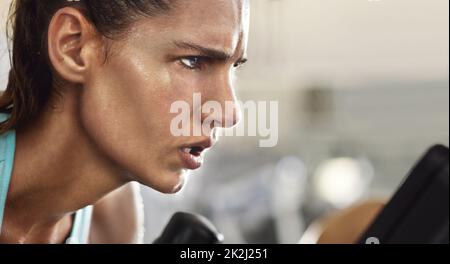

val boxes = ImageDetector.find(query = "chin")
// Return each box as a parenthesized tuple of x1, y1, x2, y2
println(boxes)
(141, 168, 189, 194)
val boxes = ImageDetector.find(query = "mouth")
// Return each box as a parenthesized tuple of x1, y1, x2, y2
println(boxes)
(178, 139, 214, 170)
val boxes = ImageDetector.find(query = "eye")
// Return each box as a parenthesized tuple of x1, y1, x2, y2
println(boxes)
(233, 59, 248, 69)
(180, 56, 207, 70)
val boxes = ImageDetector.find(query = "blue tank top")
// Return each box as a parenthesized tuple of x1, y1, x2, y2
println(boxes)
(0, 113, 93, 244)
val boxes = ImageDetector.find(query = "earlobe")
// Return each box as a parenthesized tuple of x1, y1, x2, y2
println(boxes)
(47, 7, 97, 84)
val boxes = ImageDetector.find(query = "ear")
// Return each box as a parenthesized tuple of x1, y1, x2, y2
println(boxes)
(47, 7, 99, 84)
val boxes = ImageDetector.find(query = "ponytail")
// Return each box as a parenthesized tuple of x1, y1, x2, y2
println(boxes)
(0, 0, 55, 133)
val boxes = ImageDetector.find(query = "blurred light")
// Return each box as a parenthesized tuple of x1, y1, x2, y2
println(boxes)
(271, 156, 307, 243)
(313, 157, 371, 208)
(272, 156, 307, 210)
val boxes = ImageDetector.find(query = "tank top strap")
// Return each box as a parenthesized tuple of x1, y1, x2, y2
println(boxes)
(0, 113, 16, 233)
(0, 113, 93, 243)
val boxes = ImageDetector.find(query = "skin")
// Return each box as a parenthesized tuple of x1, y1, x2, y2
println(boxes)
(0, 0, 249, 243)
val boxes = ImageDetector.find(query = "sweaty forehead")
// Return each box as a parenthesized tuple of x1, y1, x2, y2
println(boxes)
(156, 0, 249, 54)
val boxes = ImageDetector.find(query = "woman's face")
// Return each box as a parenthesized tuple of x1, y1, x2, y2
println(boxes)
(79, 0, 249, 193)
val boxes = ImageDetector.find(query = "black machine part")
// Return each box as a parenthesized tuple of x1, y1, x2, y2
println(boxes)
(359, 145, 449, 244)
(153, 212, 224, 244)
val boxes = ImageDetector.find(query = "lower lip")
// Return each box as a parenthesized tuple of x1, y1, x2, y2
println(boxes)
(178, 149, 203, 170)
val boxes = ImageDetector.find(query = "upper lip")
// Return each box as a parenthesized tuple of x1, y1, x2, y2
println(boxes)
(181, 137, 216, 152)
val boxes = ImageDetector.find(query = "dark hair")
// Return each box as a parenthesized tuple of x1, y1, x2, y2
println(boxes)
(0, 0, 173, 133)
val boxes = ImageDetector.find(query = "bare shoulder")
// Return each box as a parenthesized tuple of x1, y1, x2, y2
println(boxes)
(89, 182, 145, 244)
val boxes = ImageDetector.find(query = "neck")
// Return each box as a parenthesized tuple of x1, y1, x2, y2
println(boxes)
(5, 85, 129, 236)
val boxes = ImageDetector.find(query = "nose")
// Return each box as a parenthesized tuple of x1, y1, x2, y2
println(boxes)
(201, 73, 241, 130)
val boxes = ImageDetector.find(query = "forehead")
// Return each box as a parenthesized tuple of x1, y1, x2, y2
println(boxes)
(134, 0, 249, 54)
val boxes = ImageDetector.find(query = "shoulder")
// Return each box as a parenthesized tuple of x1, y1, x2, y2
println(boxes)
(89, 182, 145, 244)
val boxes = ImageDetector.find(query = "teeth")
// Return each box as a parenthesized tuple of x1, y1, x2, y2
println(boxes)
(182, 147, 192, 154)
(181, 147, 204, 165)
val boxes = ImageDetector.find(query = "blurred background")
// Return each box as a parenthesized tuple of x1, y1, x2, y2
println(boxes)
(1, 0, 448, 243)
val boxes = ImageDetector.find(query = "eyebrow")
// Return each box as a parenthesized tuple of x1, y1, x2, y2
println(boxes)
(172, 40, 246, 63)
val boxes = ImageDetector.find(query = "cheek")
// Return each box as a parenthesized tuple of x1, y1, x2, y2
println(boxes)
(78, 54, 185, 192)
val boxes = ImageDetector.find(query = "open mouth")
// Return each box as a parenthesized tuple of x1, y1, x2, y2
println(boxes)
(178, 138, 215, 170)
(181, 146, 205, 157)
(179, 146, 206, 170)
